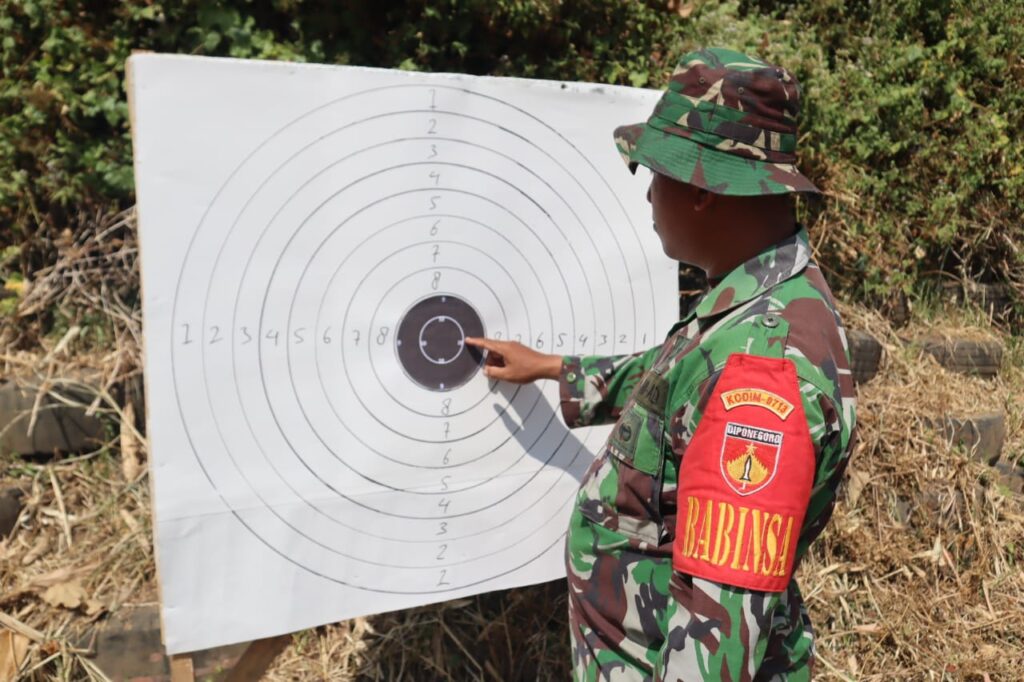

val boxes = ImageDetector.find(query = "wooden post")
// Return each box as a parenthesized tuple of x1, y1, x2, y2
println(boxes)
(166, 634, 291, 682)
(168, 653, 194, 682)
(224, 635, 292, 682)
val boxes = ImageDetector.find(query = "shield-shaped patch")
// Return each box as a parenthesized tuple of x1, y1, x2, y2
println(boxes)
(719, 422, 783, 496)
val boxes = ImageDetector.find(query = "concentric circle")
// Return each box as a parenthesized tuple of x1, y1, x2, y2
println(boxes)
(396, 294, 484, 391)
(166, 78, 666, 596)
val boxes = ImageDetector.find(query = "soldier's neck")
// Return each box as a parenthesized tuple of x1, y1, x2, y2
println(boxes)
(702, 216, 798, 280)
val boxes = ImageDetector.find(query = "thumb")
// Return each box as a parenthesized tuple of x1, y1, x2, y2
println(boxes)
(482, 363, 514, 381)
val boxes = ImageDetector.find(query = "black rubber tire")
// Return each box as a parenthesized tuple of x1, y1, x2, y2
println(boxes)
(0, 379, 104, 456)
(941, 281, 1015, 321)
(918, 336, 1003, 378)
(0, 487, 24, 537)
(930, 412, 1006, 465)
(883, 291, 911, 328)
(992, 461, 1024, 496)
(847, 330, 883, 385)
(678, 264, 708, 319)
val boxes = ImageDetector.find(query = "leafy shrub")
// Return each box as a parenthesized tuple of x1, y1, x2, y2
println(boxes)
(1, 0, 1021, 324)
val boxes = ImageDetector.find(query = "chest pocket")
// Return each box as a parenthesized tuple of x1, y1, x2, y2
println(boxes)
(576, 371, 670, 544)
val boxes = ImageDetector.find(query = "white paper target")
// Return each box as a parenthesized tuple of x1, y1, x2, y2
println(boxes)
(128, 54, 676, 654)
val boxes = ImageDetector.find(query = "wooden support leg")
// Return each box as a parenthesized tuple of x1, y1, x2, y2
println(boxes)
(224, 634, 292, 682)
(169, 653, 195, 682)
(167, 633, 290, 682)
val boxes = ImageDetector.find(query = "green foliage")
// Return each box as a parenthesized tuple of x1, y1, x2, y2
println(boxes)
(770, 0, 1024, 302)
(2, 0, 1022, 313)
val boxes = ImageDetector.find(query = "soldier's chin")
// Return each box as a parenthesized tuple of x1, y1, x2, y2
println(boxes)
(656, 234, 686, 262)
(668, 244, 701, 268)
(652, 223, 672, 255)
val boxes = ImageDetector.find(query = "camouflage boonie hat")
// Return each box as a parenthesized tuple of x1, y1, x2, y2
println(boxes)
(615, 47, 819, 196)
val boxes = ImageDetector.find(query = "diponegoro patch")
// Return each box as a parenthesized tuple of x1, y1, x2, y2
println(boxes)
(720, 422, 782, 496)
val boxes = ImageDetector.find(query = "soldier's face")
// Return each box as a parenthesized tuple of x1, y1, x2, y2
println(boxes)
(647, 173, 710, 267)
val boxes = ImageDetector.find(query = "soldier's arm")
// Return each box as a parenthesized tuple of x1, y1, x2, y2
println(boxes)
(558, 346, 663, 428)
(463, 337, 664, 428)
(657, 358, 847, 680)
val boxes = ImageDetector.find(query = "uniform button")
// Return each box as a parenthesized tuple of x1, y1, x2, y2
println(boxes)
(566, 371, 577, 383)
(762, 314, 780, 328)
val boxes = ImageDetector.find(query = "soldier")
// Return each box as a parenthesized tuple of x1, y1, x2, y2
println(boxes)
(466, 47, 856, 681)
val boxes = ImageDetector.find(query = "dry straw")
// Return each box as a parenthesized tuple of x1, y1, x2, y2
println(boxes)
(1, 211, 1021, 680)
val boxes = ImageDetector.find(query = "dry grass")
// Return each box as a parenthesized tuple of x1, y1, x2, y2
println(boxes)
(1, 211, 1022, 680)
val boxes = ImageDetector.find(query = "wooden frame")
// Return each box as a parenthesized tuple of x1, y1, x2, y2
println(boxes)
(169, 634, 292, 682)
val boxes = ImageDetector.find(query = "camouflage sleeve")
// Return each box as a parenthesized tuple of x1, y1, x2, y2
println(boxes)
(657, 374, 839, 681)
(558, 346, 662, 428)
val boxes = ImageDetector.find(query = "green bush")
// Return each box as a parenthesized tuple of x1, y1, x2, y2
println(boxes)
(2, 0, 1022, 320)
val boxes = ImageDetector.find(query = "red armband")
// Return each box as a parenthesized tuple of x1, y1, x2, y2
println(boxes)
(673, 353, 814, 592)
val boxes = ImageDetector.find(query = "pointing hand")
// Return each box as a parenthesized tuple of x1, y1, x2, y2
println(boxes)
(464, 337, 562, 384)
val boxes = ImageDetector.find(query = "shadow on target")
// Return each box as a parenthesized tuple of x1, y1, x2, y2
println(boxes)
(488, 380, 590, 484)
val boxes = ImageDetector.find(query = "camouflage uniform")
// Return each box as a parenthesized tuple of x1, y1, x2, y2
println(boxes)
(558, 49, 857, 681)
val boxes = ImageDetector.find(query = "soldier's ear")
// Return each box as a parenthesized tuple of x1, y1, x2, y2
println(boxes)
(692, 187, 716, 213)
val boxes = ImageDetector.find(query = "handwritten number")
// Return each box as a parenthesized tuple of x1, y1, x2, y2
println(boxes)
(376, 327, 389, 345)
(437, 521, 448, 535)
(428, 143, 438, 159)
(209, 325, 222, 345)
(599, 334, 608, 346)
(619, 334, 627, 344)
(534, 332, 544, 349)
(241, 326, 253, 345)
(432, 245, 440, 263)
(437, 544, 447, 560)
(441, 398, 452, 416)
(429, 88, 437, 109)
(431, 271, 441, 290)
(429, 170, 440, 186)
(427, 118, 437, 135)
(181, 324, 193, 345)
(265, 329, 280, 346)
(556, 332, 566, 348)
(430, 219, 440, 236)
(293, 327, 306, 345)
(438, 497, 451, 513)
(437, 569, 450, 586)
(429, 195, 441, 211)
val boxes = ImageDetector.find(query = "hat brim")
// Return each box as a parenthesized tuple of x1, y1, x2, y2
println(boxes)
(613, 122, 820, 196)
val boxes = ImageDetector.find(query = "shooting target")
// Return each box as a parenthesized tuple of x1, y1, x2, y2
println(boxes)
(130, 54, 676, 653)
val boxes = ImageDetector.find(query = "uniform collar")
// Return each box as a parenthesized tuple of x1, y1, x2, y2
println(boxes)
(689, 226, 811, 321)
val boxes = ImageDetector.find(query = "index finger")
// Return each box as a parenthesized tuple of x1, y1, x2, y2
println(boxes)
(464, 337, 503, 352)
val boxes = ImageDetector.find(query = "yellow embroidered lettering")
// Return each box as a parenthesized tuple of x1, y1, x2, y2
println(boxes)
(774, 516, 796, 577)
(683, 496, 701, 558)
(711, 502, 735, 566)
(698, 499, 714, 562)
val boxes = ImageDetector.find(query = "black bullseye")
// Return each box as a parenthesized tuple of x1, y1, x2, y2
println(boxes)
(396, 295, 484, 391)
